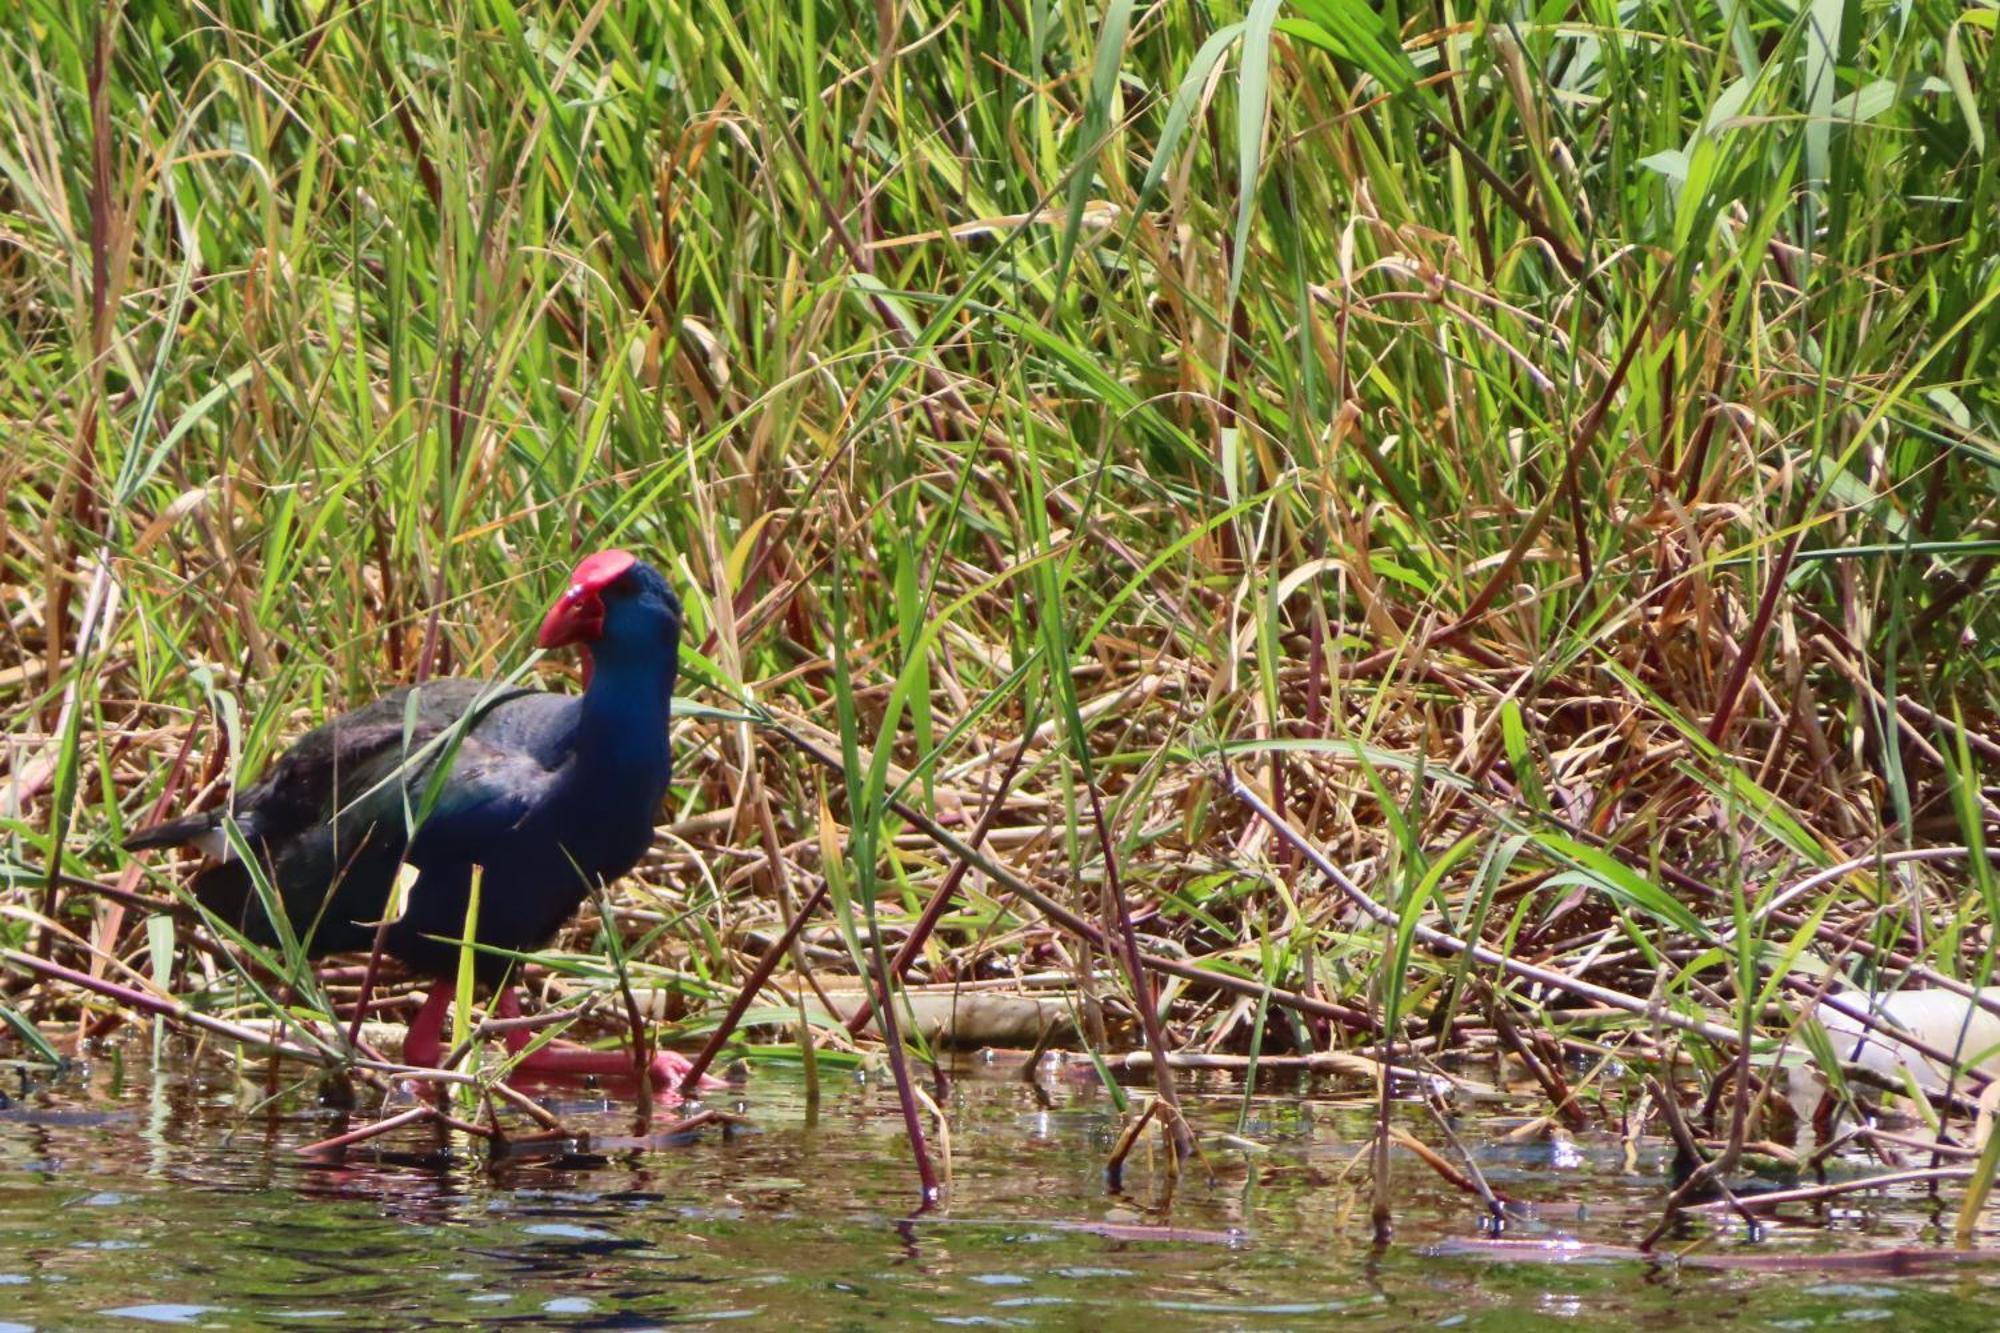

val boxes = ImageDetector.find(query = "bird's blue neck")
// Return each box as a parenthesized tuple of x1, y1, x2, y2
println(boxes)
(573, 645, 675, 777)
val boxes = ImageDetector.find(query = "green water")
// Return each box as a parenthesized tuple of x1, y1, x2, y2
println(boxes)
(3, 1043, 1999, 1329)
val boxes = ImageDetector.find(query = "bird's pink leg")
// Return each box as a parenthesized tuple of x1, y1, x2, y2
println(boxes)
(401, 980, 454, 1068)
(494, 987, 720, 1094)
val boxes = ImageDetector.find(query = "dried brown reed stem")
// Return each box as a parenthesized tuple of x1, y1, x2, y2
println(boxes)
(870, 930, 941, 1204)
(679, 877, 830, 1092)
(1389, 1126, 1510, 1211)
(842, 726, 1034, 1038)
(1483, 984, 1588, 1130)
(1640, 1075, 1763, 1249)
(1421, 1091, 1508, 1217)
(1083, 763, 1192, 1161)
(296, 1106, 440, 1155)
(1441, 1238, 2000, 1275)
(296, 1102, 500, 1156)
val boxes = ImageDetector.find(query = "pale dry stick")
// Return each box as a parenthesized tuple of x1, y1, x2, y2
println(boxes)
(1864, 1127, 1983, 1161)
(1737, 846, 2000, 940)
(47, 871, 407, 1061)
(329, 1057, 564, 1132)
(1682, 1166, 1976, 1214)
(58, 904, 384, 1070)
(480, 1075, 568, 1133)
(1108, 1050, 1383, 1076)
(3, 901, 208, 1005)
(1454, 769, 1981, 1027)
(1442, 1237, 2000, 1273)
(1422, 1090, 1508, 1217)
(1788, 981, 1997, 1092)
(1222, 772, 1749, 1047)
(1800, 1123, 1868, 1175)
(216, 1003, 581, 1066)
(1568, 897, 2000, 1034)
(1384, 798, 1980, 1083)
(0, 904, 352, 1067)
(427, 994, 608, 1075)
(466, 1006, 599, 1040)
(1814, 641, 2000, 822)
(42, 861, 185, 908)
(1812, 1052, 1987, 1120)
(1889, 693, 2000, 767)
(1691, 1137, 1800, 1167)
(1807, 626, 2000, 767)
(430, 1106, 496, 1140)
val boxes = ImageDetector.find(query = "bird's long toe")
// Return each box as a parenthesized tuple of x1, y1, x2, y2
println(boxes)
(649, 1049, 724, 1093)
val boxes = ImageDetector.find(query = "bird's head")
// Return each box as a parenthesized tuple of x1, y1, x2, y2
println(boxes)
(538, 549, 680, 686)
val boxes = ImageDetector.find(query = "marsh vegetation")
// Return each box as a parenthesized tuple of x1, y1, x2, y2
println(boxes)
(2, 0, 1998, 1302)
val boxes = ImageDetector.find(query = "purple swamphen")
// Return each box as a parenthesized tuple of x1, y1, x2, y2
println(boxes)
(125, 549, 712, 1092)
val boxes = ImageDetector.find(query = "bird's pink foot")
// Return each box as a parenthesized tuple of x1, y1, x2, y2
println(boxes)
(495, 987, 723, 1097)
(646, 1047, 726, 1092)
(503, 1035, 720, 1098)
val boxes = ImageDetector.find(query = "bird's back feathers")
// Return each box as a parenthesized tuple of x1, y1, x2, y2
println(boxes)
(125, 557, 681, 981)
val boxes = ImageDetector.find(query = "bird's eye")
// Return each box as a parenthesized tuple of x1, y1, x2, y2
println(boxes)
(607, 572, 640, 597)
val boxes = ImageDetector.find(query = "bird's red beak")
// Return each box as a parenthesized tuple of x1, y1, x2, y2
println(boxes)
(537, 584, 604, 649)
(537, 548, 638, 650)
